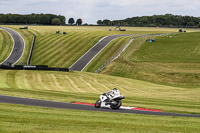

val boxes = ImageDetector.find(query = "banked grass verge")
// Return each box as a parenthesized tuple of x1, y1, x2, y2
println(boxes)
(0, 70, 200, 115)
(0, 29, 13, 63)
(101, 32, 200, 87)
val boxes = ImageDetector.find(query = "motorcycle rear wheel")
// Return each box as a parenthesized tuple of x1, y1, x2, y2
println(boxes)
(95, 99, 101, 108)
(110, 100, 122, 109)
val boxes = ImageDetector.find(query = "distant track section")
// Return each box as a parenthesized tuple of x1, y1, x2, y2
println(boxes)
(95, 33, 176, 73)
(70, 34, 135, 71)
(0, 27, 25, 65)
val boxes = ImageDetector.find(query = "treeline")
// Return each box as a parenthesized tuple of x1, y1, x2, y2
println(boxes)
(97, 14, 200, 28)
(0, 13, 66, 25)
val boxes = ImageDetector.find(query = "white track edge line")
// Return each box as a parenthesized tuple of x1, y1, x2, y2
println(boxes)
(69, 36, 108, 69)
(80, 38, 116, 72)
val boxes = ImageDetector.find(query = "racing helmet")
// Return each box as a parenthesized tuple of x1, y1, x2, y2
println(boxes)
(113, 88, 117, 90)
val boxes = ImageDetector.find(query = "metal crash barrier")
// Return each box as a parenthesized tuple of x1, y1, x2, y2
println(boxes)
(0, 65, 69, 72)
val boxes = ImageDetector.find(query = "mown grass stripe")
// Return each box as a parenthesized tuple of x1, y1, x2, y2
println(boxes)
(35, 73, 49, 90)
(35, 32, 84, 59)
(64, 76, 85, 92)
(79, 77, 100, 93)
(37, 32, 91, 66)
(63, 75, 78, 92)
(93, 79, 110, 91)
(34, 34, 67, 56)
(35, 34, 58, 45)
(37, 32, 82, 50)
(51, 34, 100, 67)
(50, 74, 65, 91)
(59, 34, 102, 67)
(35, 33, 76, 51)
(34, 34, 70, 54)
(46, 33, 96, 66)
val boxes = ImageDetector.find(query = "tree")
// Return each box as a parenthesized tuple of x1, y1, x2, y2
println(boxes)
(102, 19, 111, 26)
(51, 18, 62, 25)
(68, 18, 75, 25)
(40, 15, 50, 25)
(104, 14, 200, 27)
(197, 22, 200, 28)
(97, 20, 103, 25)
(187, 22, 194, 27)
(59, 15, 66, 25)
(0, 13, 66, 25)
(76, 18, 82, 26)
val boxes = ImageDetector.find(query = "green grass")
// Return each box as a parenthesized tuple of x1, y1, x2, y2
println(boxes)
(0, 29, 13, 63)
(132, 32, 200, 63)
(1, 25, 179, 68)
(28, 26, 176, 68)
(31, 31, 106, 67)
(0, 26, 200, 132)
(1, 103, 200, 133)
(0, 69, 200, 114)
(101, 32, 200, 87)
(0, 26, 199, 112)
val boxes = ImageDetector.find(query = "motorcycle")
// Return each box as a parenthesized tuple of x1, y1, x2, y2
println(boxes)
(95, 91, 125, 109)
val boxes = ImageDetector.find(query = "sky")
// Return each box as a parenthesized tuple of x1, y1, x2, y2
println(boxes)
(0, 0, 200, 24)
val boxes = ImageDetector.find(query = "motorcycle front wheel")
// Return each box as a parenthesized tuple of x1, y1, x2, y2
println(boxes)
(110, 100, 122, 109)
(95, 99, 101, 108)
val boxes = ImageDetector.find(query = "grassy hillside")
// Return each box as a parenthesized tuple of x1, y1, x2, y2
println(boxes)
(132, 32, 200, 63)
(0, 69, 200, 114)
(1, 103, 200, 133)
(101, 32, 200, 87)
(28, 26, 177, 68)
(31, 31, 106, 67)
(1, 25, 179, 68)
(0, 29, 13, 63)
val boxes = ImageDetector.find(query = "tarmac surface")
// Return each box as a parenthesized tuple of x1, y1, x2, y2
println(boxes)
(0, 27, 25, 65)
(70, 34, 134, 71)
(0, 95, 200, 118)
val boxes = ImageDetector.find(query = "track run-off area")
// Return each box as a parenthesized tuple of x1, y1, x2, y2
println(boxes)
(0, 95, 200, 117)
(0, 27, 25, 65)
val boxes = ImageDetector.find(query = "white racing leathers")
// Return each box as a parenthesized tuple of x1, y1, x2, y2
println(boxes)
(95, 90, 125, 109)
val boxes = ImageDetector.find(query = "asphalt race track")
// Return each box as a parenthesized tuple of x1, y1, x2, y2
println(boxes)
(0, 27, 25, 65)
(70, 34, 134, 71)
(0, 95, 200, 118)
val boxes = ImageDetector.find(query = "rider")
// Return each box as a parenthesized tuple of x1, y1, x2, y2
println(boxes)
(102, 88, 120, 101)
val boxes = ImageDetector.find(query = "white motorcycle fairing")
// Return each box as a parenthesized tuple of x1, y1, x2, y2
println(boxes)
(95, 92, 125, 109)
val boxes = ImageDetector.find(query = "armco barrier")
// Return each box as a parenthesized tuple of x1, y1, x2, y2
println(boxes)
(0, 65, 69, 72)
(27, 35, 36, 65)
